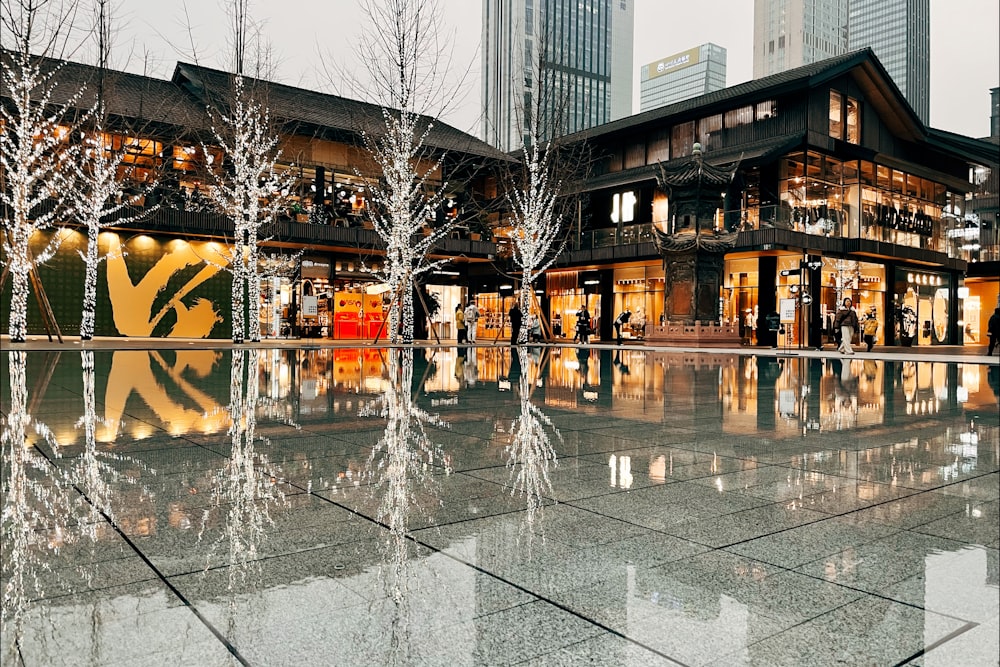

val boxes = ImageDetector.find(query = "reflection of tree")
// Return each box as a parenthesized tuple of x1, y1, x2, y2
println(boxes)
(505, 347, 560, 525)
(201, 348, 284, 590)
(361, 348, 450, 664)
(71, 351, 152, 543)
(1, 352, 86, 658)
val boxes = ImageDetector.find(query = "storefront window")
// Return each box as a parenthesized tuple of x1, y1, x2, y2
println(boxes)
(894, 269, 951, 345)
(723, 258, 759, 343)
(845, 97, 860, 144)
(612, 264, 663, 339)
(819, 259, 886, 346)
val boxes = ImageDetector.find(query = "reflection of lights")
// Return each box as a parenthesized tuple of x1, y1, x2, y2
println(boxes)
(583, 389, 598, 401)
(714, 477, 724, 493)
(956, 386, 968, 403)
(564, 359, 580, 371)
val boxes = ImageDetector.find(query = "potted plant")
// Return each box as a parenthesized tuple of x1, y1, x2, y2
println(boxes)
(290, 202, 309, 223)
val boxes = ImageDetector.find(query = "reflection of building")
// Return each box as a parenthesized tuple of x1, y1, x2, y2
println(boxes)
(640, 44, 727, 112)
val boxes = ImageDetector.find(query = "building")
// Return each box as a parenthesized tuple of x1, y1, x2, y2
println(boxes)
(753, 0, 848, 78)
(847, 0, 930, 123)
(991, 86, 1000, 138)
(0, 55, 508, 341)
(515, 48, 998, 348)
(481, 0, 634, 152)
(640, 44, 727, 113)
(4, 49, 997, 348)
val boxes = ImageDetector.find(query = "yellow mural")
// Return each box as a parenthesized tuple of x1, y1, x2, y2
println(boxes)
(105, 235, 229, 337)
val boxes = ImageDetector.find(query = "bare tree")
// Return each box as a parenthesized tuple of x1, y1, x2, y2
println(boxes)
(353, 0, 461, 343)
(69, 0, 157, 340)
(502, 25, 590, 343)
(203, 0, 292, 343)
(0, 0, 87, 342)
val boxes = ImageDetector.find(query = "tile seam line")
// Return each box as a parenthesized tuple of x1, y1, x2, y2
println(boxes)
(289, 476, 693, 667)
(30, 445, 254, 667)
(892, 620, 980, 666)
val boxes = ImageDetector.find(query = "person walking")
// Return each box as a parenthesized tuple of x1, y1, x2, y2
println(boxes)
(614, 309, 632, 345)
(987, 307, 1000, 356)
(464, 301, 480, 343)
(861, 307, 879, 352)
(508, 302, 523, 345)
(455, 303, 466, 344)
(575, 304, 591, 344)
(834, 297, 859, 355)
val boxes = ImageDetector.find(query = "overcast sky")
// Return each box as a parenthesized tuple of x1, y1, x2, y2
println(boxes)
(111, 0, 999, 138)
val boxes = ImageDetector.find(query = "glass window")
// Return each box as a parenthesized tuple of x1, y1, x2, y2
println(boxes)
(829, 90, 843, 140)
(845, 97, 860, 143)
(756, 100, 777, 120)
(725, 106, 754, 127)
(697, 114, 722, 149)
(647, 128, 669, 163)
(877, 165, 891, 189)
(860, 161, 875, 186)
(671, 121, 695, 159)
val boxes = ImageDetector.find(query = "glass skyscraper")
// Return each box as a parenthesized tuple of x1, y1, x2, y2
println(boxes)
(848, 0, 930, 123)
(753, 0, 848, 79)
(482, 0, 634, 152)
(753, 0, 930, 124)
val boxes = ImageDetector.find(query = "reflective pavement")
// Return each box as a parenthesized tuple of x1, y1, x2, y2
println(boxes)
(1, 347, 997, 666)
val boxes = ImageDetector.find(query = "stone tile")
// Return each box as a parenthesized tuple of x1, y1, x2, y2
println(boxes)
(794, 530, 974, 593)
(707, 596, 973, 667)
(11, 580, 234, 667)
(725, 515, 902, 569)
(521, 635, 684, 666)
(665, 503, 830, 548)
(909, 499, 1000, 548)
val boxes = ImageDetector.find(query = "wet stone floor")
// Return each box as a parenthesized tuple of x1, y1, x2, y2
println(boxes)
(1, 346, 998, 666)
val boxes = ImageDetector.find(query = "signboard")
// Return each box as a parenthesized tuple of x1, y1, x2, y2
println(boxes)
(779, 298, 797, 323)
(301, 295, 319, 318)
(645, 47, 701, 80)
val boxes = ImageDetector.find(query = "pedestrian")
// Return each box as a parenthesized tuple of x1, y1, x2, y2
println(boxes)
(552, 312, 562, 337)
(455, 303, 466, 344)
(528, 313, 542, 342)
(833, 297, 859, 355)
(508, 302, 522, 345)
(464, 300, 480, 343)
(987, 307, 1000, 356)
(575, 304, 591, 344)
(861, 307, 879, 352)
(614, 309, 631, 345)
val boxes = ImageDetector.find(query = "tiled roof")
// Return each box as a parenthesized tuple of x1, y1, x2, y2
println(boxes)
(568, 49, 917, 142)
(172, 62, 510, 161)
(0, 51, 210, 131)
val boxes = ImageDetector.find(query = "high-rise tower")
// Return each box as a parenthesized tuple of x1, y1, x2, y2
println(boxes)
(753, 0, 848, 78)
(848, 0, 930, 123)
(482, 0, 634, 152)
(752, 0, 930, 124)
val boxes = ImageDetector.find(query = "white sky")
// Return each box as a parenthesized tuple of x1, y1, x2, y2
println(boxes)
(110, 0, 999, 138)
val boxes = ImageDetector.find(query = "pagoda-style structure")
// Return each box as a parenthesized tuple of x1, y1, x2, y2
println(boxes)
(645, 144, 742, 347)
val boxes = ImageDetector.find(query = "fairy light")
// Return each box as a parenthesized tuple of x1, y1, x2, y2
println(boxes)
(508, 123, 566, 343)
(205, 75, 294, 343)
(1, 50, 87, 342)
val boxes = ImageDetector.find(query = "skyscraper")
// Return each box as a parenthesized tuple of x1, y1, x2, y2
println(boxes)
(639, 43, 727, 112)
(753, 0, 848, 79)
(752, 0, 930, 124)
(482, 0, 634, 152)
(848, 0, 930, 123)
